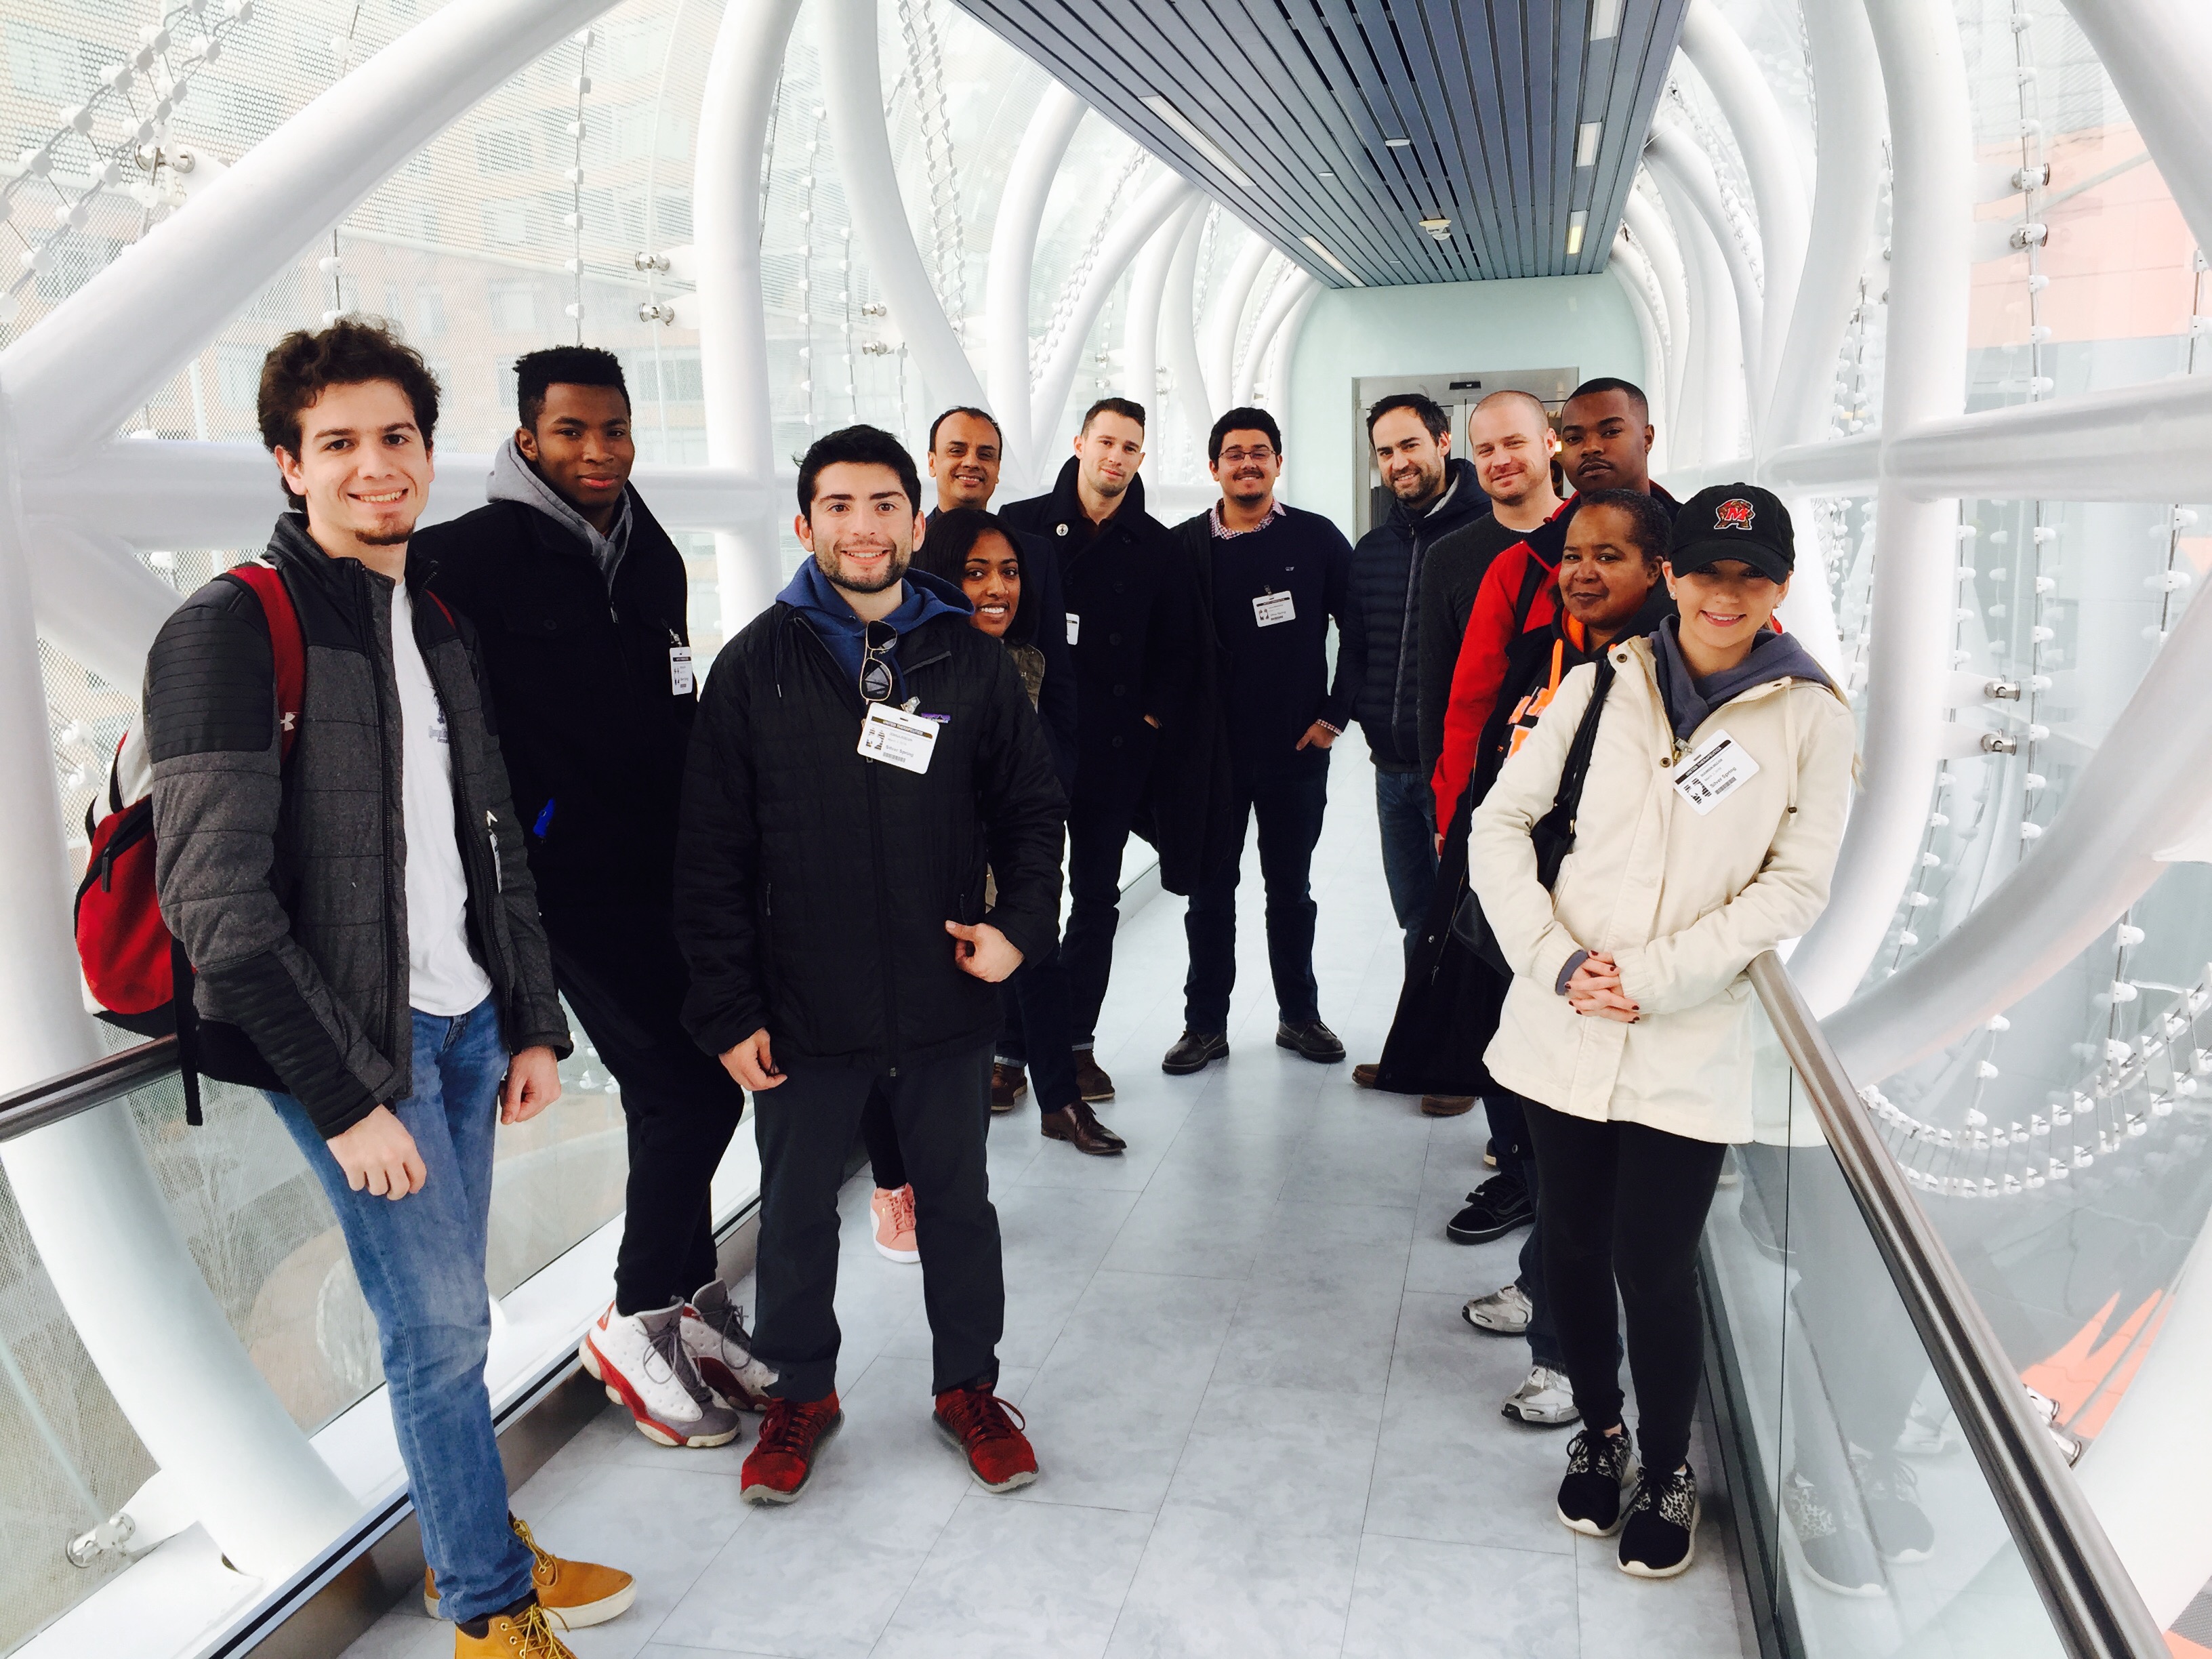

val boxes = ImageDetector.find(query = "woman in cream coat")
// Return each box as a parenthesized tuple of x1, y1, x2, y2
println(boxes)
(1469, 485, 1856, 1580)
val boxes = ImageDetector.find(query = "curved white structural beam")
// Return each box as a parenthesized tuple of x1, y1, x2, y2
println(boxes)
(1202, 234, 1274, 415)
(1122, 197, 1203, 453)
(1765, 432, 1880, 495)
(1646, 123, 1762, 447)
(1162, 207, 1214, 449)
(818, 0, 984, 416)
(0, 0, 619, 466)
(1788, 0, 1973, 1017)
(1235, 267, 1314, 409)
(1269, 284, 1324, 500)
(1027, 173, 1195, 460)
(24, 518, 184, 690)
(1885, 374, 2212, 502)
(1622, 186, 1694, 457)
(696, 0, 804, 634)
(1679, 0, 1808, 438)
(2057, 0, 2212, 258)
(1765, 0, 1882, 455)
(1651, 166, 1742, 467)
(983, 84, 1086, 488)
(1608, 234, 1672, 477)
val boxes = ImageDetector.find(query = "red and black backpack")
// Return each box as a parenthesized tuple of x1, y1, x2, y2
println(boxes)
(75, 563, 305, 1124)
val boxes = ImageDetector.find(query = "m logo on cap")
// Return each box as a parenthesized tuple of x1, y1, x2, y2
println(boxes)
(1714, 498, 1756, 531)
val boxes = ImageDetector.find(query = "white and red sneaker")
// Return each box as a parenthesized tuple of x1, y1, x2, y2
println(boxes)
(682, 1279, 777, 1411)
(871, 1185, 920, 1263)
(579, 1301, 741, 1447)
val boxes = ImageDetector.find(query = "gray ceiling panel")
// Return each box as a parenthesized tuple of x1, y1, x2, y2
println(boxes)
(949, 0, 1689, 287)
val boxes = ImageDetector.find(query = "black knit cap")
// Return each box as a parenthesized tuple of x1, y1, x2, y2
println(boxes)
(1669, 483, 1794, 583)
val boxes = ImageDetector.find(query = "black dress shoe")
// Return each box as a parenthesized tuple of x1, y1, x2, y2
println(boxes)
(1275, 1019, 1345, 1064)
(1162, 1029, 1229, 1074)
(1039, 1101, 1126, 1155)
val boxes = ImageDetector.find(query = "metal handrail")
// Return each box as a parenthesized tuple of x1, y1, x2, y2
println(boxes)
(0, 1037, 178, 1145)
(1746, 951, 2167, 1659)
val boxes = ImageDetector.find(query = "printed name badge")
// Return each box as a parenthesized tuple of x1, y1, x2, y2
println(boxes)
(858, 703, 940, 775)
(1065, 611, 1081, 647)
(1253, 590, 1296, 627)
(670, 645, 695, 695)
(1672, 728, 1761, 814)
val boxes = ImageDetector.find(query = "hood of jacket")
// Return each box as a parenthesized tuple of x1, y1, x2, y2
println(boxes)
(775, 558, 969, 689)
(488, 435, 633, 590)
(1650, 615, 1835, 741)
(1385, 455, 1486, 543)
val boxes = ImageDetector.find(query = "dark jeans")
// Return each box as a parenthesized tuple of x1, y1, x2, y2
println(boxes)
(1064, 789, 1143, 1049)
(268, 999, 535, 1626)
(546, 905, 746, 1315)
(1523, 1097, 1727, 1475)
(1183, 761, 1329, 1033)
(991, 943, 1082, 1111)
(754, 1043, 1003, 1398)
(1373, 762, 1439, 946)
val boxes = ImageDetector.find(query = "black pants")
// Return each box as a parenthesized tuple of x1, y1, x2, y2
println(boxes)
(994, 943, 1082, 1112)
(1523, 1097, 1726, 1475)
(754, 1043, 1002, 1399)
(545, 905, 745, 1316)
(1063, 787, 1142, 1048)
(1182, 761, 1328, 1033)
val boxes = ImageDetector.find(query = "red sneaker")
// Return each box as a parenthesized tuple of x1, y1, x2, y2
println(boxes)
(933, 1385, 1039, 1492)
(740, 1393, 842, 1505)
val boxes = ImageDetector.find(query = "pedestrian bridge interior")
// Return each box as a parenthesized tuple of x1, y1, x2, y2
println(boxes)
(1, 0, 2209, 1657)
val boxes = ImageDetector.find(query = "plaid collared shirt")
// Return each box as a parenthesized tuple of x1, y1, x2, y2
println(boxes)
(1208, 498, 1288, 539)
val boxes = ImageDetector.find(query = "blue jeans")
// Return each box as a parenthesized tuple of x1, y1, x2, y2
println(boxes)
(1183, 761, 1329, 1033)
(1374, 764, 1439, 945)
(268, 998, 535, 1626)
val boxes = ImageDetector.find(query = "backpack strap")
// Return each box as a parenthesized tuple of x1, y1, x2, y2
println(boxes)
(220, 564, 306, 762)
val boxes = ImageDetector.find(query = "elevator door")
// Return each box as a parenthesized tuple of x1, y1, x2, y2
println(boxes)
(1353, 366, 1580, 540)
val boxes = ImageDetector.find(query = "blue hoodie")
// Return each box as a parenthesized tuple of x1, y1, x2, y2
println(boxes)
(778, 558, 968, 695)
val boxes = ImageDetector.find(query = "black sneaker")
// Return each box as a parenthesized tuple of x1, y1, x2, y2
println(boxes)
(1275, 1019, 1345, 1063)
(1619, 1463, 1700, 1578)
(1446, 1170, 1532, 1244)
(1162, 1030, 1229, 1075)
(1557, 1426, 1637, 1536)
(1853, 1451, 1933, 1563)
(1782, 1469, 1881, 1595)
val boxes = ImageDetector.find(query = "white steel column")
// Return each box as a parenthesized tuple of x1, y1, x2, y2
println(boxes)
(817, 0, 984, 415)
(1652, 167, 1743, 466)
(2056, 0, 2212, 258)
(1788, 0, 1973, 1016)
(24, 519, 184, 689)
(695, 0, 804, 636)
(1124, 197, 1203, 445)
(983, 84, 1085, 489)
(1609, 235, 1672, 476)
(1162, 208, 1215, 448)
(1679, 0, 1809, 436)
(1622, 186, 1695, 457)
(1235, 267, 1314, 408)
(1765, 0, 1882, 457)
(1027, 174, 1195, 462)
(1201, 232, 1272, 414)
(1646, 121, 1762, 445)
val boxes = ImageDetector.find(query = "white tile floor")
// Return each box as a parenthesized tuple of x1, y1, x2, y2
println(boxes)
(344, 735, 1749, 1659)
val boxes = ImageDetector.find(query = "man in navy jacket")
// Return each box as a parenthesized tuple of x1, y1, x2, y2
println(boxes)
(1164, 408, 1353, 1075)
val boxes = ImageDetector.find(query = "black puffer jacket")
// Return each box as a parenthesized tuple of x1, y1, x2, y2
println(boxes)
(417, 491, 694, 913)
(674, 576, 1066, 1069)
(1342, 457, 1490, 769)
(145, 515, 570, 1135)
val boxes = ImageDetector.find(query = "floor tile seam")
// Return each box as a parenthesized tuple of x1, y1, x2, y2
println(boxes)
(1355, 1523, 1580, 1562)
(1094, 1507, 1168, 1659)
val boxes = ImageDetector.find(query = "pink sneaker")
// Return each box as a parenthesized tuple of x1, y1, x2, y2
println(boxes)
(870, 1185, 920, 1263)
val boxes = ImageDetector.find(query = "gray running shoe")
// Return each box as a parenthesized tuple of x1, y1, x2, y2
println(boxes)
(684, 1279, 779, 1410)
(1502, 1364, 1580, 1427)
(581, 1301, 742, 1448)
(1463, 1282, 1532, 1335)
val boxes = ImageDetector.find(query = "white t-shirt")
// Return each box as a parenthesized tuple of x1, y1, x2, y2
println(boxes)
(391, 583, 494, 1017)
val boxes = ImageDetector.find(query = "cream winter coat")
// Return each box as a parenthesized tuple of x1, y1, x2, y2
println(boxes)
(1469, 634, 1856, 1144)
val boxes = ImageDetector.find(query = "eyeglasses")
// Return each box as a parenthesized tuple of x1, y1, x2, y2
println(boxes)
(859, 619, 898, 703)
(1217, 446, 1277, 465)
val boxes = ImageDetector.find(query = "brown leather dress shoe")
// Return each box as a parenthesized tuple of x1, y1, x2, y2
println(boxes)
(1073, 1052, 1115, 1102)
(1421, 1094, 1477, 1116)
(1040, 1101, 1126, 1155)
(990, 1063, 1027, 1113)
(1353, 1063, 1380, 1088)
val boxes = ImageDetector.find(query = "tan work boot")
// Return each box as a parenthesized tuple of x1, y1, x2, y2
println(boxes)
(453, 1601, 573, 1657)
(426, 1514, 634, 1629)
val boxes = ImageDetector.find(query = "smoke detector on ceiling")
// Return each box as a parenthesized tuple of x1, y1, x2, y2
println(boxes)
(1419, 216, 1451, 241)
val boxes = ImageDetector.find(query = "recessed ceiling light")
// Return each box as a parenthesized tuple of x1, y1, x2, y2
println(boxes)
(1576, 121, 1602, 167)
(1419, 216, 1451, 241)
(1317, 169, 1336, 179)
(1566, 210, 1589, 256)
(1384, 137, 1412, 148)
(1141, 94, 1254, 188)
(1301, 234, 1364, 286)
(1589, 0, 1622, 41)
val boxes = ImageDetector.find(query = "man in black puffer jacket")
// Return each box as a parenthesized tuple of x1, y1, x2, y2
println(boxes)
(677, 426, 1064, 1504)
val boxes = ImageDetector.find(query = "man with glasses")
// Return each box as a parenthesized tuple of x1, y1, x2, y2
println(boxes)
(676, 424, 1065, 1502)
(1161, 407, 1354, 1074)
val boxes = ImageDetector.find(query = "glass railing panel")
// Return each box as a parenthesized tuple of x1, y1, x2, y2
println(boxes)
(0, 1162, 160, 1656)
(1706, 989, 2075, 1658)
